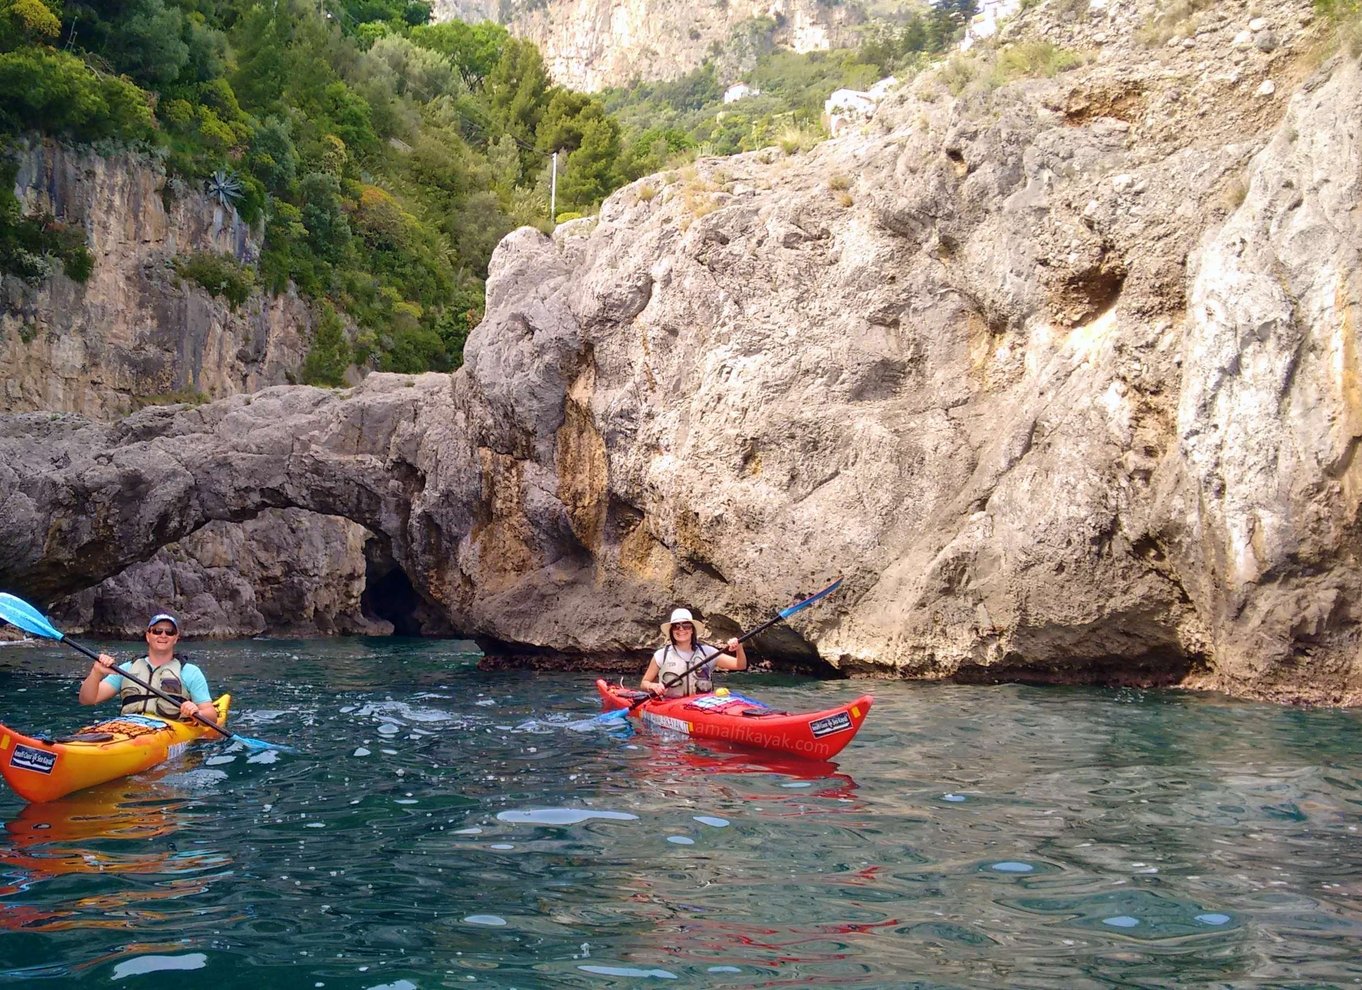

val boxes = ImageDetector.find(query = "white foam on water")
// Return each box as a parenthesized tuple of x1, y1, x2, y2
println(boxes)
(578, 964, 677, 980)
(164, 769, 229, 790)
(496, 808, 639, 826)
(112, 953, 207, 980)
(1102, 915, 1140, 928)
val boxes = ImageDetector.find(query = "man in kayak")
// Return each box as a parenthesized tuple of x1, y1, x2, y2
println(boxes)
(641, 607, 747, 698)
(77, 613, 219, 723)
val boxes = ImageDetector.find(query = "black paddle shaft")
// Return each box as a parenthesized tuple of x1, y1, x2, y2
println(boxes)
(66, 637, 233, 740)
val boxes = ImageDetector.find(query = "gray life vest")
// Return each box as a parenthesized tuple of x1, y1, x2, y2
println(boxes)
(118, 657, 187, 718)
(657, 644, 717, 698)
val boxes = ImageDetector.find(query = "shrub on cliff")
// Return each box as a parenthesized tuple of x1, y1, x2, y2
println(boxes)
(173, 251, 255, 308)
(0, 162, 94, 284)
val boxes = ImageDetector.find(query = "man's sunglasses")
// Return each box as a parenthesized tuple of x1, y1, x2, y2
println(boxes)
(149, 627, 178, 637)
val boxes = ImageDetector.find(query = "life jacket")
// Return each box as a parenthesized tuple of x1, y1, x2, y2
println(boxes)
(656, 644, 717, 698)
(118, 656, 187, 718)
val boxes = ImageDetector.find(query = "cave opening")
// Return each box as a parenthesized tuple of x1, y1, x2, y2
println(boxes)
(361, 558, 424, 636)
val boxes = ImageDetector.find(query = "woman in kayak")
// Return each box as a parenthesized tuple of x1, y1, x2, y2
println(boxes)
(641, 608, 747, 698)
(77, 613, 219, 724)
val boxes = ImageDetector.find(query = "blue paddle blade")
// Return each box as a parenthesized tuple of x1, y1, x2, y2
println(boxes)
(233, 734, 296, 753)
(777, 577, 843, 620)
(2, 591, 294, 753)
(592, 706, 633, 724)
(0, 593, 65, 641)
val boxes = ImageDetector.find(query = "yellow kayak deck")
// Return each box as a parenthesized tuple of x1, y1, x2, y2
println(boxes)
(0, 695, 231, 803)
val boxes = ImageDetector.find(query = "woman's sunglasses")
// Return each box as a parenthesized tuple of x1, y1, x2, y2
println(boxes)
(674, 622, 693, 630)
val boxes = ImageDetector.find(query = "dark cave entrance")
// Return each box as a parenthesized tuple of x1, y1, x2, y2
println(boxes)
(362, 566, 424, 636)
(360, 537, 427, 636)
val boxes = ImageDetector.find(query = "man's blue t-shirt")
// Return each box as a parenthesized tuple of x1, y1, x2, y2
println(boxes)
(103, 660, 212, 702)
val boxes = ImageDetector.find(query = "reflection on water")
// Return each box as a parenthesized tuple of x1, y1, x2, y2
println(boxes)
(0, 641, 1360, 987)
(0, 775, 235, 981)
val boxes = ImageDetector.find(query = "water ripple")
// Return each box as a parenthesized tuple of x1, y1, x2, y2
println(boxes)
(0, 647, 1360, 987)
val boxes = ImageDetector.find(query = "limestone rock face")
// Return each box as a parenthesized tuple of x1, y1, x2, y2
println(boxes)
(0, 141, 379, 639)
(1, 141, 311, 418)
(50, 512, 394, 639)
(1168, 58, 1362, 701)
(2, 0, 1360, 703)
(431, 0, 866, 92)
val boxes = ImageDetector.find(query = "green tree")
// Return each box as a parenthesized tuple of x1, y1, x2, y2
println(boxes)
(484, 36, 551, 167)
(247, 117, 299, 196)
(62, 0, 191, 86)
(928, 0, 979, 47)
(0, 47, 154, 141)
(408, 19, 508, 85)
(300, 303, 352, 386)
(229, 4, 289, 112)
(319, 80, 379, 159)
(298, 171, 351, 262)
(536, 89, 610, 156)
(485, 132, 521, 198)
(1, 0, 62, 48)
(380, 320, 449, 373)
(433, 273, 484, 367)
(558, 113, 621, 214)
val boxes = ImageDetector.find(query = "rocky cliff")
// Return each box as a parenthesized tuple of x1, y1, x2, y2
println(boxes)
(0, 141, 383, 638)
(3, 0, 1360, 704)
(1, 141, 310, 417)
(432, 0, 868, 91)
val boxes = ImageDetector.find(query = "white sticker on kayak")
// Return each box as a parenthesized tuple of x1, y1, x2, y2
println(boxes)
(10, 745, 56, 774)
(642, 713, 691, 734)
(809, 712, 852, 737)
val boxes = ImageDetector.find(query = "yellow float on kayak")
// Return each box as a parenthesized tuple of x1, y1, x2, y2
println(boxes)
(0, 695, 231, 803)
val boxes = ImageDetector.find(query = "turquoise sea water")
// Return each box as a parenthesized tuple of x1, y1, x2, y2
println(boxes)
(0, 637, 1360, 988)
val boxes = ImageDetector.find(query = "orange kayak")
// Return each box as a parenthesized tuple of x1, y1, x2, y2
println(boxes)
(596, 679, 871, 760)
(0, 695, 231, 803)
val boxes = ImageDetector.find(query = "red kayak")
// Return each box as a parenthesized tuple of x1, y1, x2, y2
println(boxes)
(595, 679, 872, 760)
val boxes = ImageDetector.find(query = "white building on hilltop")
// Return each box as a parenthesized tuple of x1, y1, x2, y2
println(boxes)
(723, 83, 760, 104)
(823, 76, 897, 137)
(962, 0, 1024, 50)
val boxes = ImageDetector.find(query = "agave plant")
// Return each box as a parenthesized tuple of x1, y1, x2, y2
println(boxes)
(205, 169, 244, 210)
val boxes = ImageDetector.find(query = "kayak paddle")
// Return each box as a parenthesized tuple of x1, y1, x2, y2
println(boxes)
(0, 592, 287, 752)
(595, 576, 845, 723)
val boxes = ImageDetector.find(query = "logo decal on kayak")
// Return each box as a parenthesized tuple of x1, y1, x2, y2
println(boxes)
(809, 712, 853, 737)
(642, 713, 692, 735)
(10, 745, 56, 775)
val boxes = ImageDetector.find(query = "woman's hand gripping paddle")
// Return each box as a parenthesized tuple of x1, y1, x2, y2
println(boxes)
(594, 577, 845, 724)
(0, 592, 290, 752)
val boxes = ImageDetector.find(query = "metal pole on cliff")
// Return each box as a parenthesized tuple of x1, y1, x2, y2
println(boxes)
(550, 151, 558, 222)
